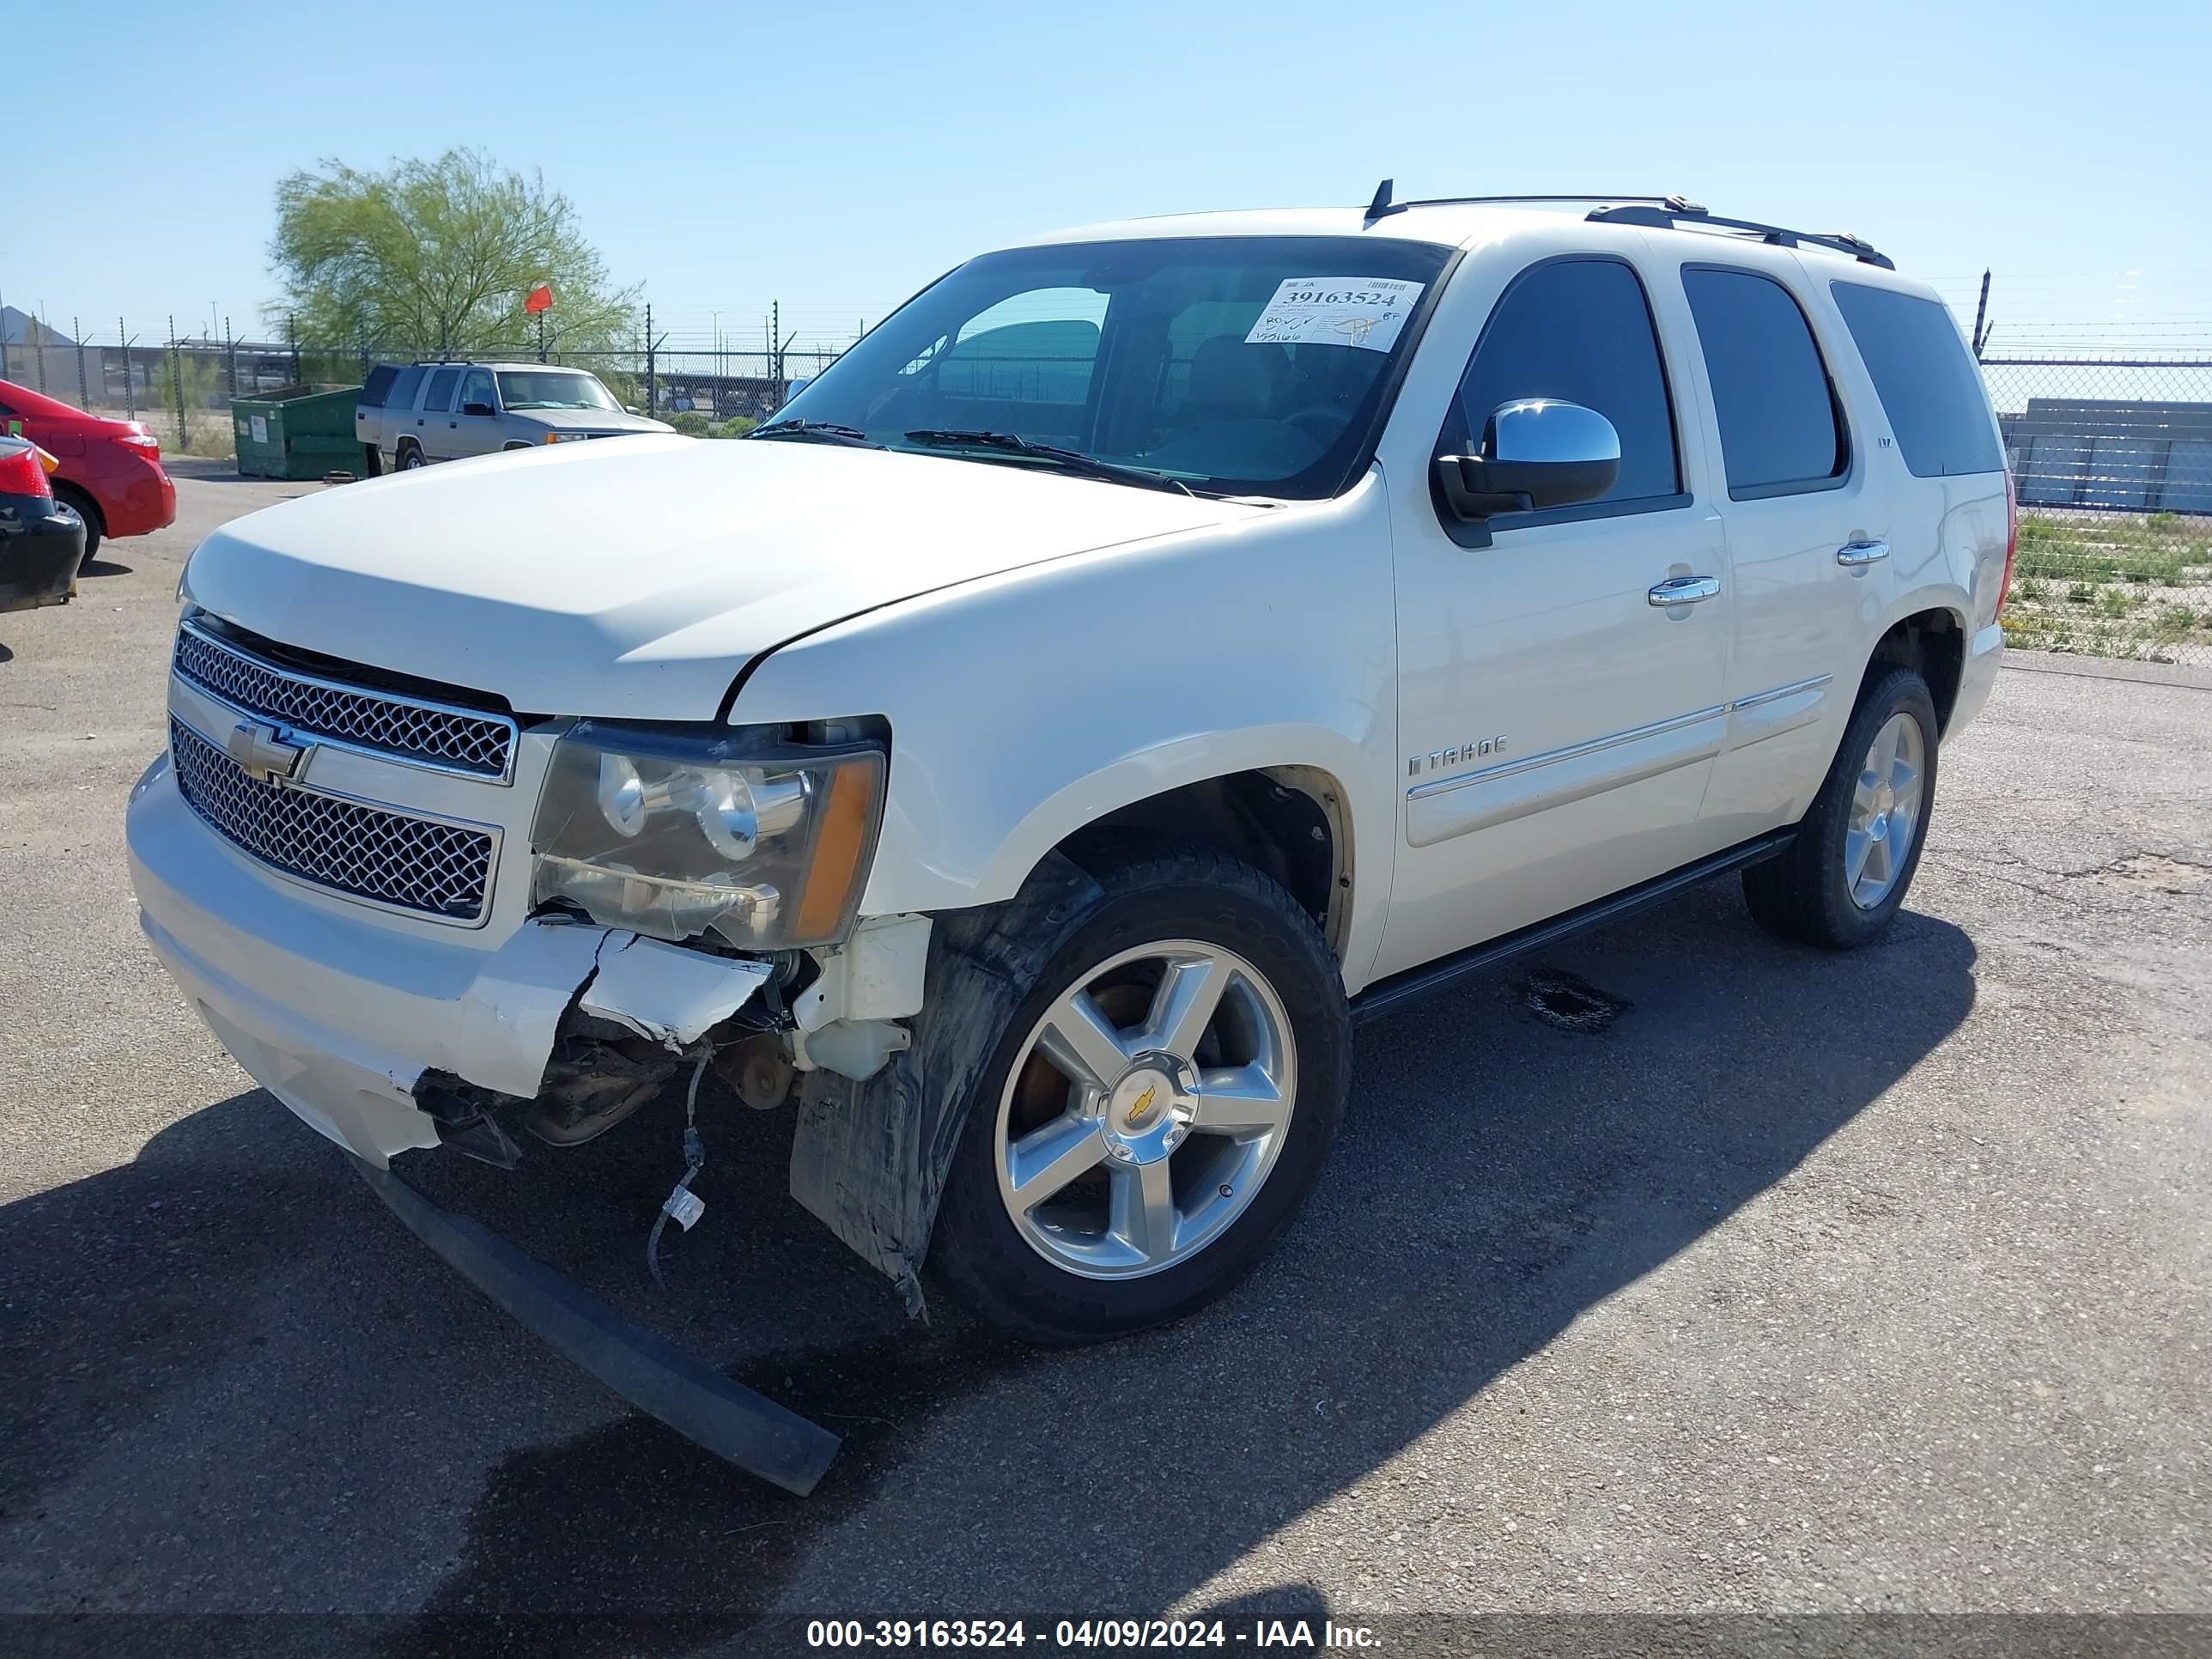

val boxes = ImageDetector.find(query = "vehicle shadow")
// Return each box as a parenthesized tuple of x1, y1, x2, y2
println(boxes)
(165, 466, 331, 493)
(0, 884, 1976, 1655)
(73, 558, 131, 579)
(159, 459, 267, 484)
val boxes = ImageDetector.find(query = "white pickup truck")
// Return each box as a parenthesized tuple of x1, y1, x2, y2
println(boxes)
(130, 190, 2008, 1413)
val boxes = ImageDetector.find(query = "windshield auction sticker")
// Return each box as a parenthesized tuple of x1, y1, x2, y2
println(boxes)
(1244, 276, 1424, 351)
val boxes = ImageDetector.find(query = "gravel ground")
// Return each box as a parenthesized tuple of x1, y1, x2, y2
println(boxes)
(1, 468, 2206, 1656)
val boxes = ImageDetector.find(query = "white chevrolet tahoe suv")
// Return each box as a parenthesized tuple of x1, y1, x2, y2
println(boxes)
(130, 191, 2010, 1370)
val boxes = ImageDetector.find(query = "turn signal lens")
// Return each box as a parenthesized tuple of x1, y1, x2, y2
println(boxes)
(793, 758, 882, 944)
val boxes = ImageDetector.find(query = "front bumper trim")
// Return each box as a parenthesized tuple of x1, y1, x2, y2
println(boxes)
(356, 1158, 840, 1495)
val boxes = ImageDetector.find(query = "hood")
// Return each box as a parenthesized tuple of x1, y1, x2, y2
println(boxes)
(182, 434, 1261, 718)
(516, 407, 672, 434)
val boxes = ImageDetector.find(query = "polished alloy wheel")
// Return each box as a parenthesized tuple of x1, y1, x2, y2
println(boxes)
(993, 940, 1297, 1280)
(1845, 710, 1926, 908)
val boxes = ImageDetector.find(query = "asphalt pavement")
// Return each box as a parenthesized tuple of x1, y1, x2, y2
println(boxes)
(1, 467, 2205, 1656)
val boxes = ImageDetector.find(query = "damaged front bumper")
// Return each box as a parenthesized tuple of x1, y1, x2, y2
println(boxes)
(127, 750, 772, 1164)
(128, 752, 847, 1490)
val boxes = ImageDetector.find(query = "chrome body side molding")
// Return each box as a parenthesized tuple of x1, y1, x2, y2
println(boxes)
(1725, 673, 1835, 750)
(1405, 675, 1836, 846)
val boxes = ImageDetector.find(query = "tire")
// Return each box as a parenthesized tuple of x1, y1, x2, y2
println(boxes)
(53, 483, 102, 563)
(931, 842, 1351, 1344)
(396, 442, 428, 471)
(1743, 665, 1939, 949)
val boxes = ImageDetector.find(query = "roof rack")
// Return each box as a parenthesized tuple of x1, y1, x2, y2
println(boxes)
(1358, 180, 1893, 270)
(1364, 181, 1696, 222)
(1583, 202, 1893, 269)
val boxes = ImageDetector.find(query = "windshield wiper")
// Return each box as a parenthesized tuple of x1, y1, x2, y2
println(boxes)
(902, 429, 1193, 496)
(748, 419, 884, 448)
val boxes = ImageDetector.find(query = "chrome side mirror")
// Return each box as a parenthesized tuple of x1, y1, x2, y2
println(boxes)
(1435, 399, 1621, 525)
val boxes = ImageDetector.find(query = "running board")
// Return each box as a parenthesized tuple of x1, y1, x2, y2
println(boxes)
(1349, 829, 1796, 1025)
(355, 1158, 841, 1496)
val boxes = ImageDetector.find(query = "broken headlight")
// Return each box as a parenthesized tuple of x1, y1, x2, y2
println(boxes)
(530, 721, 885, 949)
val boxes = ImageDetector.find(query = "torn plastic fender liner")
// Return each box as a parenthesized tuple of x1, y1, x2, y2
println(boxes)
(788, 854, 1108, 1314)
(355, 1158, 839, 1495)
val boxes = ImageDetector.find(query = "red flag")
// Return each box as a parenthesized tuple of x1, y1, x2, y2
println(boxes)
(524, 283, 554, 315)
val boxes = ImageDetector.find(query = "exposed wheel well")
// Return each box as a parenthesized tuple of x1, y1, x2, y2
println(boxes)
(1865, 608, 1964, 734)
(52, 480, 104, 535)
(1054, 768, 1352, 961)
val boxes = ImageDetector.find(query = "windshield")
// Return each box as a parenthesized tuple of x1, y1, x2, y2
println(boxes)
(495, 370, 622, 412)
(769, 236, 1452, 498)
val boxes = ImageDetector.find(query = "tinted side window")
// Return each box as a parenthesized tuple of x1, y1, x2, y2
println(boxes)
(1830, 283, 2002, 477)
(1682, 268, 1846, 497)
(1449, 258, 1680, 503)
(422, 367, 463, 414)
(459, 368, 495, 410)
(362, 364, 398, 408)
(388, 365, 426, 411)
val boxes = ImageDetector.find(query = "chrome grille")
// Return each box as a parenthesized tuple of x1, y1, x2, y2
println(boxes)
(173, 621, 515, 780)
(169, 719, 495, 921)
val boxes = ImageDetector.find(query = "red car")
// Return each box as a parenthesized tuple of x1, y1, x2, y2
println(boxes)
(0, 378, 176, 562)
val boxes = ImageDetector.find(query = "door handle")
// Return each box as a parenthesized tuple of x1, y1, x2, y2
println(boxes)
(1836, 538, 1890, 566)
(1648, 574, 1721, 607)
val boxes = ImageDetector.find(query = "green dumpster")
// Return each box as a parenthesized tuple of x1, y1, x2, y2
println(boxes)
(231, 384, 362, 480)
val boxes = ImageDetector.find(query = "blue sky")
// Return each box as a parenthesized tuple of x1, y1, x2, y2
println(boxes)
(10, 0, 2209, 353)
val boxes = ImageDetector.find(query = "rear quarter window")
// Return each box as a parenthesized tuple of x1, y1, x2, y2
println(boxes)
(1681, 266, 1847, 499)
(388, 365, 427, 411)
(361, 364, 399, 408)
(422, 367, 463, 414)
(1830, 283, 2003, 477)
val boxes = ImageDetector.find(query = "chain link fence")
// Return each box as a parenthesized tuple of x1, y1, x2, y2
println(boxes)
(0, 313, 854, 460)
(1983, 354, 2212, 665)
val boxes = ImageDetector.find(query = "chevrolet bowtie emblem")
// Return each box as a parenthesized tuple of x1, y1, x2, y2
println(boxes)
(1128, 1084, 1158, 1122)
(227, 719, 307, 783)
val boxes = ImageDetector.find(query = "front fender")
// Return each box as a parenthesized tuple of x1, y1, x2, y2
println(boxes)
(731, 472, 1401, 994)
(969, 723, 1365, 907)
